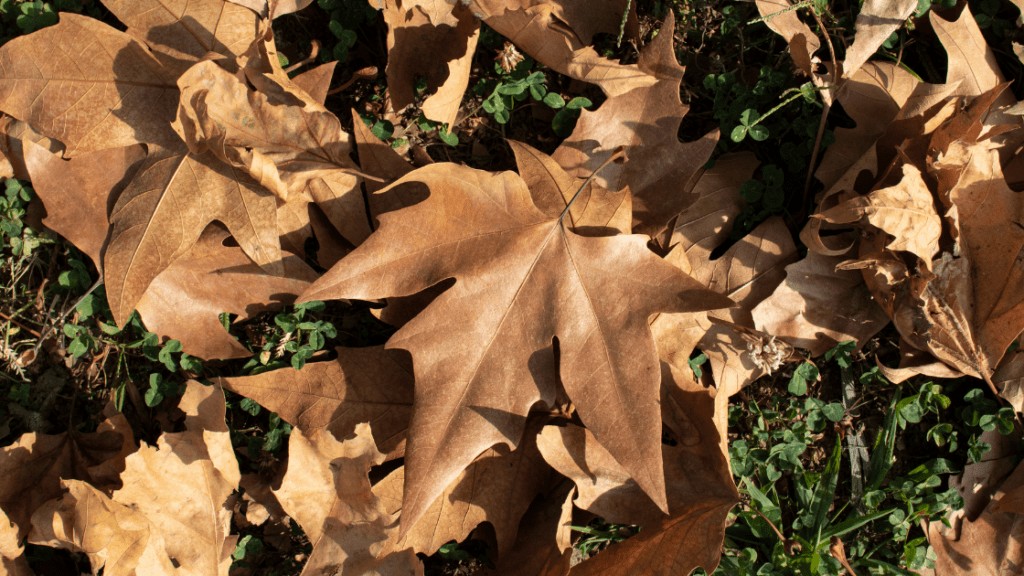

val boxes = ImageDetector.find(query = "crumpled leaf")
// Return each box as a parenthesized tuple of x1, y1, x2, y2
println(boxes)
(100, 0, 259, 67)
(755, 0, 821, 77)
(470, 0, 647, 97)
(104, 149, 281, 326)
(0, 14, 179, 154)
(375, 0, 480, 127)
(373, 415, 553, 557)
(136, 226, 317, 360)
(817, 163, 941, 266)
(28, 481, 178, 576)
(538, 376, 737, 575)
(890, 141, 1024, 383)
(301, 158, 733, 534)
(553, 12, 718, 237)
(217, 346, 415, 457)
(24, 382, 239, 575)
(0, 412, 133, 540)
(841, 0, 916, 79)
(994, 346, 1024, 413)
(751, 247, 890, 355)
(274, 424, 423, 576)
(174, 59, 359, 203)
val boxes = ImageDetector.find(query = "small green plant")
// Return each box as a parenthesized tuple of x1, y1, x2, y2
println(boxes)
(1, 179, 45, 257)
(244, 300, 337, 372)
(474, 57, 591, 136)
(571, 522, 636, 558)
(316, 0, 377, 63)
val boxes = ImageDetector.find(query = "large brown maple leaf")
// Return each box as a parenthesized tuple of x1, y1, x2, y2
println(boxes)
(301, 158, 733, 534)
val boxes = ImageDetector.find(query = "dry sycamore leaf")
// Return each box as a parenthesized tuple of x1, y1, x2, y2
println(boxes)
(652, 218, 796, 411)
(104, 149, 281, 326)
(292, 62, 338, 106)
(373, 415, 553, 557)
(538, 381, 736, 575)
(217, 346, 414, 457)
(509, 140, 630, 234)
(376, 0, 480, 127)
(553, 12, 718, 237)
(227, 0, 314, 17)
(22, 140, 146, 272)
(136, 226, 317, 360)
(0, 413, 133, 540)
(274, 424, 423, 576)
(930, 5, 1005, 98)
(994, 348, 1024, 412)
(29, 480, 178, 576)
(930, 456, 1024, 574)
(668, 152, 758, 259)
(175, 60, 359, 203)
(24, 382, 239, 575)
(0, 508, 30, 576)
(841, 0, 916, 79)
(0, 14, 180, 154)
(480, 485, 575, 576)
(470, 0, 649, 98)
(100, 0, 259, 67)
(817, 163, 941, 266)
(755, 0, 821, 77)
(0, 116, 62, 181)
(111, 381, 239, 574)
(301, 159, 733, 534)
(751, 247, 890, 355)
(895, 141, 1024, 383)
(816, 62, 920, 192)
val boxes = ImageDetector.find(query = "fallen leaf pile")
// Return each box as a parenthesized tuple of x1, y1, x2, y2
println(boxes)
(1, 0, 1024, 573)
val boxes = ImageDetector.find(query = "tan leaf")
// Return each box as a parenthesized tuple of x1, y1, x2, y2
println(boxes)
(509, 140, 630, 234)
(538, 382, 735, 575)
(174, 60, 359, 202)
(0, 116, 61, 181)
(28, 481, 177, 576)
(895, 142, 1024, 382)
(376, 0, 480, 127)
(101, 0, 259, 67)
(373, 415, 554, 557)
(930, 457, 1024, 575)
(301, 160, 733, 533)
(291, 62, 338, 106)
(553, 12, 718, 237)
(0, 14, 179, 154)
(104, 150, 281, 326)
(136, 226, 317, 360)
(755, 0, 821, 76)
(653, 218, 796, 402)
(23, 140, 146, 272)
(841, 0, 916, 79)
(931, 5, 1005, 98)
(994, 348, 1024, 413)
(1, 507, 31, 575)
(751, 247, 890, 355)
(274, 424, 423, 576)
(227, 0, 314, 17)
(480, 485, 575, 576)
(109, 381, 240, 575)
(0, 413, 133, 540)
(470, 0, 649, 97)
(217, 346, 414, 457)
(669, 152, 758, 261)
(817, 163, 941, 265)
(816, 62, 919, 192)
